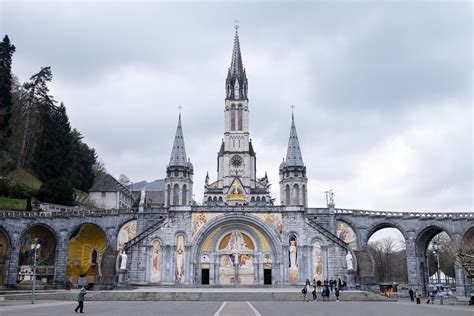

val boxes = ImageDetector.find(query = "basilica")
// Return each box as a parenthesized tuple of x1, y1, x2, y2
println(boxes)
(124, 27, 349, 286)
(0, 28, 472, 298)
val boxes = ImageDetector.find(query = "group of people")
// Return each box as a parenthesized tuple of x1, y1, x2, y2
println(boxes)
(408, 288, 422, 304)
(302, 278, 346, 302)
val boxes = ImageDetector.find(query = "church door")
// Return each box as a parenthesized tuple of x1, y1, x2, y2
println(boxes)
(201, 269, 210, 285)
(264, 268, 272, 285)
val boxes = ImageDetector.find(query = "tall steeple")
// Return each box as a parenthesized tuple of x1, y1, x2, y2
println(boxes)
(279, 112, 307, 207)
(284, 113, 304, 167)
(169, 113, 188, 167)
(165, 113, 193, 207)
(226, 25, 248, 101)
(203, 24, 271, 206)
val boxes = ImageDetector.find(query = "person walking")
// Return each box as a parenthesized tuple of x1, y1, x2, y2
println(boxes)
(312, 284, 317, 301)
(415, 289, 421, 305)
(335, 287, 340, 302)
(75, 287, 87, 313)
(302, 284, 308, 302)
(408, 288, 414, 302)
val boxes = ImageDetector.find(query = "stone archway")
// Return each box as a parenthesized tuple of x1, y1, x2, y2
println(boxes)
(459, 227, 474, 278)
(18, 224, 57, 285)
(192, 214, 283, 286)
(216, 230, 257, 285)
(415, 225, 454, 296)
(66, 224, 107, 287)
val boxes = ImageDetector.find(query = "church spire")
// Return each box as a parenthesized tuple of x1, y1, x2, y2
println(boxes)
(226, 24, 248, 100)
(284, 112, 304, 167)
(169, 113, 188, 167)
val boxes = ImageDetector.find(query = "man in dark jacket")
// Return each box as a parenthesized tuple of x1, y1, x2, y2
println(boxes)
(408, 288, 414, 302)
(74, 287, 87, 313)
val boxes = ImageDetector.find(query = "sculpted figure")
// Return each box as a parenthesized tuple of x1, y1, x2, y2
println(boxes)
(346, 252, 354, 270)
(289, 240, 297, 268)
(120, 251, 128, 270)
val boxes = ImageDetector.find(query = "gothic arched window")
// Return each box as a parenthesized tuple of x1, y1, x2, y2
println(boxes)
(285, 185, 290, 205)
(167, 184, 171, 206)
(182, 184, 187, 205)
(231, 105, 236, 131)
(237, 105, 243, 131)
(302, 185, 306, 207)
(173, 184, 179, 205)
(293, 184, 300, 205)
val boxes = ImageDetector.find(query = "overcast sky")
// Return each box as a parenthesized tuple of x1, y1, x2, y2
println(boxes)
(2, 1, 472, 212)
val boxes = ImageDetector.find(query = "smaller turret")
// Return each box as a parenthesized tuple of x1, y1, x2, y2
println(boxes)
(279, 113, 307, 207)
(165, 113, 194, 206)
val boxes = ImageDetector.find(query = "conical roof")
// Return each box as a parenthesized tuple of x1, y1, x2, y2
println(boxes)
(169, 114, 189, 167)
(230, 29, 244, 78)
(284, 113, 304, 167)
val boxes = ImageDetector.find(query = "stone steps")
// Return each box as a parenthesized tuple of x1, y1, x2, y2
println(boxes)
(2, 290, 392, 302)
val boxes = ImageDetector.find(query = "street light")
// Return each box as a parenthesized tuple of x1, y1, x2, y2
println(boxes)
(31, 242, 41, 304)
(432, 241, 441, 286)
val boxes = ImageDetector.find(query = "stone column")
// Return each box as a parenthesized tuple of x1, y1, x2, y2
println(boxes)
(346, 270, 356, 289)
(7, 232, 20, 286)
(54, 231, 68, 285)
(455, 263, 471, 299)
(405, 232, 420, 290)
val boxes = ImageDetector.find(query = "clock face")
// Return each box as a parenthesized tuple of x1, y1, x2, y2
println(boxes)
(231, 155, 243, 168)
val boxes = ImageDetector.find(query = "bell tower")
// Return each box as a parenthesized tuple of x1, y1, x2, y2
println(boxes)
(203, 25, 271, 206)
(279, 112, 307, 207)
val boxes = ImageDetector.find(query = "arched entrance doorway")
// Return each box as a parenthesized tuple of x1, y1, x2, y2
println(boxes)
(217, 230, 256, 285)
(416, 226, 454, 296)
(459, 227, 474, 278)
(66, 224, 107, 288)
(192, 215, 282, 286)
(17, 225, 57, 284)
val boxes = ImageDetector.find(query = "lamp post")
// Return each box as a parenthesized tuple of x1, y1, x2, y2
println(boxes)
(432, 241, 441, 286)
(31, 242, 41, 304)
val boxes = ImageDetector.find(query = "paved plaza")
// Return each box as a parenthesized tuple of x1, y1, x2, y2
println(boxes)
(1, 300, 473, 316)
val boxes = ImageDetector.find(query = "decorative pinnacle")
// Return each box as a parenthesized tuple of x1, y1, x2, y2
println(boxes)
(234, 20, 240, 31)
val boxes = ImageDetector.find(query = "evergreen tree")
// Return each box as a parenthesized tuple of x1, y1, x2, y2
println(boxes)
(0, 35, 16, 148)
(68, 129, 97, 191)
(36, 177, 75, 206)
(32, 101, 72, 182)
(19, 67, 55, 167)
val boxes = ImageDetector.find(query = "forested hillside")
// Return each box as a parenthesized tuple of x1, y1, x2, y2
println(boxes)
(0, 35, 102, 208)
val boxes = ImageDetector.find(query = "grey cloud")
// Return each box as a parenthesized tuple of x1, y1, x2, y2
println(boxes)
(2, 1, 471, 210)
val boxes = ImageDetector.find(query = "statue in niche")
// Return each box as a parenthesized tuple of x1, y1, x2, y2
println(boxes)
(119, 251, 128, 270)
(346, 252, 354, 271)
(175, 235, 185, 283)
(289, 239, 297, 268)
(151, 240, 161, 283)
(226, 231, 249, 253)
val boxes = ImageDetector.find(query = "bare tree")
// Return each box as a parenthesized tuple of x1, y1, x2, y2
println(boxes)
(458, 229, 474, 278)
(368, 237, 408, 283)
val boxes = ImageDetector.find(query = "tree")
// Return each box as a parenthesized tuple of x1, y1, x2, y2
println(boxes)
(0, 35, 16, 147)
(36, 178, 75, 206)
(427, 233, 455, 279)
(67, 129, 97, 191)
(368, 237, 408, 283)
(16, 67, 55, 168)
(32, 101, 72, 182)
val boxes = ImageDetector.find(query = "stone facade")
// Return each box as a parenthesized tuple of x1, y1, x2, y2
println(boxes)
(0, 27, 472, 301)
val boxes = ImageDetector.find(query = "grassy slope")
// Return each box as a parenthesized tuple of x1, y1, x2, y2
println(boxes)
(0, 196, 26, 209)
(8, 167, 42, 189)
